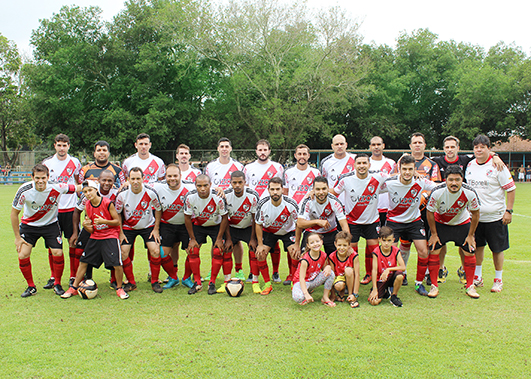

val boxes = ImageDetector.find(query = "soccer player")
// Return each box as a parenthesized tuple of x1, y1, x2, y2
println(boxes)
(426, 165, 481, 298)
(381, 154, 437, 297)
(11, 164, 80, 297)
(465, 135, 516, 293)
(328, 231, 360, 308)
(122, 133, 166, 183)
(368, 226, 406, 307)
(224, 171, 260, 293)
(204, 137, 244, 190)
(184, 174, 229, 295)
(320, 134, 356, 203)
(115, 167, 163, 293)
(176, 144, 201, 183)
(79, 140, 126, 187)
(255, 177, 299, 295)
(369, 136, 396, 225)
(42, 133, 82, 289)
(331, 154, 388, 286)
(61, 180, 129, 300)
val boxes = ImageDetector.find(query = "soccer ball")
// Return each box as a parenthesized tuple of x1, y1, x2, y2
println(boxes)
(225, 278, 244, 297)
(78, 279, 98, 299)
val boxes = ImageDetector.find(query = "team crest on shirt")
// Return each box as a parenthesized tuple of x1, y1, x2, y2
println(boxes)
(347, 165, 352, 171)
(457, 200, 464, 207)
(486, 169, 495, 178)
(243, 204, 250, 211)
(423, 166, 430, 173)
(149, 166, 155, 173)
(267, 172, 273, 178)
(207, 205, 214, 212)
(50, 196, 56, 204)
(280, 214, 287, 221)
(67, 168, 72, 175)
(411, 189, 418, 197)
(324, 208, 331, 216)
(368, 185, 375, 193)
(141, 201, 148, 209)
(306, 177, 312, 184)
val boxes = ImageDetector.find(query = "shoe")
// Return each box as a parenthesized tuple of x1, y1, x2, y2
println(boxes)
(43, 278, 55, 289)
(21, 286, 37, 298)
(163, 276, 170, 284)
(235, 270, 246, 281)
(203, 271, 211, 283)
(147, 273, 151, 283)
(415, 283, 428, 296)
(54, 284, 65, 296)
(61, 287, 78, 299)
(272, 272, 281, 283)
(109, 281, 118, 290)
(360, 274, 372, 285)
(252, 283, 262, 294)
(402, 274, 408, 286)
(457, 266, 467, 284)
(466, 285, 480, 299)
(426, 274, 432, 286)
(208, 283, 217, 295)
(163, 277, 180, 289)
(438, 266, 448, 283)
(188, 282, 203, 295)
(116, 287, 129, 299)
(152, 282, 163, 293)
(246, 273, 253, 283)
(69, 277, 75, 287)
(428, 284, 439, 298)
(382, 288, 391, 299)
(123, 282, 137, 292)
(390, 294, 403, 307)
(261, 283, 273, 295)
(491, 278, 503, 293)
(182, 277, 194, 289)
(283, 275, 292, 286)
(217, 283, 226, 293)
(473, 276, 484, 287)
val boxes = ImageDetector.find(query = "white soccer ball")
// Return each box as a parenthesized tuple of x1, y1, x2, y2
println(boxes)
(225, 278, 244, 297)
(78, 279, 98, 299)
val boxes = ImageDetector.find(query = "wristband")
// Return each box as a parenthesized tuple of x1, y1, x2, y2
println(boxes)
(352, 293, 359, 298)
(506, 209, 513, 214)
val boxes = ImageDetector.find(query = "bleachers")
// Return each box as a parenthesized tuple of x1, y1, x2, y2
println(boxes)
(1, 171, 32, 185)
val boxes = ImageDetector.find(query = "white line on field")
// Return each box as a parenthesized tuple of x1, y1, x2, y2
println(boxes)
(514, 213, 531, 219)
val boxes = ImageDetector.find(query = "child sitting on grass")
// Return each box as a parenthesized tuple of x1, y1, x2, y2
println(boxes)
(368, 226, 405, 307)
(292, 233, 336, 307)
(328, 231, 360, 308)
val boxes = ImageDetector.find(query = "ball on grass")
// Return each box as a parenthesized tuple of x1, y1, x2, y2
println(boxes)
(225, 278, 244, 297)
(78, 279, 98, 299)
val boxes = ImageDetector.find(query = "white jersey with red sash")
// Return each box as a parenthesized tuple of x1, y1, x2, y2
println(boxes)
(42, 154, 81, 211)
(256, 195, 299, 235)
(372, 245, 401, 277)
(283, 165, 320, 205)
(328, 250, 357, 276)
(370, 156, 396, 212)
(427, 183, 480, 226)
(244, 160, 284, 199)
(298, 194, 346, 233)
(204, 158, 244, 189)
(181, 166, 202, 183)
(293, 250, 327, 284)
(382, 177, 437, 224)
(184, 189, 228, 227)
(334, 172, 387, 225)
(115, 185, 161, 230)
(122, 153, 166, 183)
(86, 196, 120, 239)
(13, 181, 77, 227)
(151, 181, 195, 225)
(320, 153, 356, 186)
(225, 187, 259, 229)
(76, 187, 118, 212)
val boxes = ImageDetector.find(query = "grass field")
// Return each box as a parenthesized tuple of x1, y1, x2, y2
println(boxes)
(1, 183, 530, 378)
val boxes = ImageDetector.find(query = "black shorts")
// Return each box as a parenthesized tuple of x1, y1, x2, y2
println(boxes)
(263, 231, 296, 251)
(379, 211, 387, 226)
(376, 270, 404, 298)
(386, 220, 427, 242)
(193, 224, 221, 245)
(475, 219, 509, 253)
(122, 226, 156, 246)
(348, 221, 381, 243)
(301, 230, 338, 256)
(57, 211, 75, 239)
(80, 238, 122, 270)
(75, 229, 91, 250)
(229, 226, 252, 245)
(160, 222, 189, 249)
(433, 222, 473, 252)
(19, 222, 63, 249)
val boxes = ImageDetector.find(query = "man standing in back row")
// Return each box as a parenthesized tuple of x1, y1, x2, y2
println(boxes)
(320, 134, 356, 204)
(122, 133, 166, 183)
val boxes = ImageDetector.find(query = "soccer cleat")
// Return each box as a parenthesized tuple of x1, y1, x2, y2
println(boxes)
(457, 267, 467, 284)
(427, 284, 439, 298)
(54, 284, 65, 296)
(235, 270, 246, 281)
(116, 287, 129, 299)
(473, 276, 484, 288)
(390, 294, 403, 307)
(182, 277, 194, 289)
(147, 273, 151, 283)
(123, 282, 137, 292)
(415, 283, 428, 296)
(246, 273, 253, 283)
(152, 282, 163, 293)
(272, 272, 281, 283)
(261, 282, 273, 295)
(61, 287, 78, 299)
(69, 277, 75, 287)
(208, 283, 217, 295)
(283, 275, 292, 286)
(163, 277, 180, 289)
(466, 285, 480, 299)
(21, 286, 37, 298)
(491, 279, 503, 293)
(438, 266, 448, 283)
(252, 283, 262, 294)
(425, 274, 432, 286)
(360, 274, 372, 285)
(109, 281, 118, 290)
(402, 274, 408, 286)
(216, 283, 226, 293)
(203, 271, 211, 283)
(43, 278, 55, 289)
(163, 276, 170, 284)
(188, 282, 203, 295)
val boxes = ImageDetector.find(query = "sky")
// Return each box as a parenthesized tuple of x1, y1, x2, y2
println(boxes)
(2, 0, 531, 59)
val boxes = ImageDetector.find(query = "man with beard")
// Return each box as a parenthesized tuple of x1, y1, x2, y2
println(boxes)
(79, 140, 125, 187)
(176, 144, 201, 183)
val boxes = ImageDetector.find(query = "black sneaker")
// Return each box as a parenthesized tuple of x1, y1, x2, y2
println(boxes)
(123, 283, 137, 292)
(426, 274, 432, 286)
(43, 278, 55, 289)
(402, 274, 408, 286)
(152, 282, 163, 293)
(272, 272, 281, 283)
(109, 281, 118, 290)
(21, 286, 37, 298)
(53, 284, 65, 296)
(390, 294, 403, 307)
(246, 273, 253, 283)
(69, 277, 75, 287)
(207, 283, 217, 295)
(188, 282, 202, 295)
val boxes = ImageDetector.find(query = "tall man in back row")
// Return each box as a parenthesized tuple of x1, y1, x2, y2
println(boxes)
(122, 133, 166, 183)
(320, 134, 356, 204)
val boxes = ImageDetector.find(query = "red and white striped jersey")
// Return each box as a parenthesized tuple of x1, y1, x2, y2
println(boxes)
(181, 166, 202, 183)
(13, 181, 76, 227)
(465, 157, 516, 222)
(382, 177, 437, 224)
(122, 153, 166, 183)
(115, 185, 161, 230)
(283, 165, 321, 205)
(334, 172, 388, 224)
(256, 196, 299, 235)
(224, 187, 259, 229)
(151, 182, 195, 225)
(76, 187, 118, 212)
(427, 183, 480, 226)
(293, 250, 327, 284)
(320, 153, 356, 204)
(370, 156, 396, 212)
(184, 189, 228, 227)
(204, 158, 244, 189)
(372, 245, 401, 277)
(42, 154, 81, 211)
(243, 160, 284, 199)
(298, 194, 346, 233)
(328, 250, 358, 276)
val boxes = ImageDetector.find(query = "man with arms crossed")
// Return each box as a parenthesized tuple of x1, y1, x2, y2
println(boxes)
(79, 140, 125, 187)
(320, 134, 356, 203)
(369, 136, 396, 225)
(122, 133, 166, 183)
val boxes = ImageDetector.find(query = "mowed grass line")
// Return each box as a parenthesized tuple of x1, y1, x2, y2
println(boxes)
(0, 184, 530, 378)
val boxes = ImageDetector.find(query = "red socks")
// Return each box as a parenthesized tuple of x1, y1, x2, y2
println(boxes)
(365, 244, 378, 276)
(123, 257, 136, 285)
(210, 248, 223, 285)
(416, 256, 429, 282)
(149, 256, 162, 284)
(189, 247, 201, 285)
(223, 251, 233, 277)
(183, 256, 192, 281)
(47, 249, 54, 278)
(258, 259, 270, 283)
(161, 255, 177, 279)
(234, 262, 242, 272)
(19, 257, 35, 287)
(287, 254, 298, 278)
(271, 242, 281, 273)
(52, 255, 64, 285)
(464, 255, 476, 288)
(249, 250, 259, 276)
(428, 254, 440, 287)
(69, 247, 80, 278)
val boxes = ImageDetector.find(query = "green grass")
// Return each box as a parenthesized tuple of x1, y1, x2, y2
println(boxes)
(1, 184, 530, 378)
